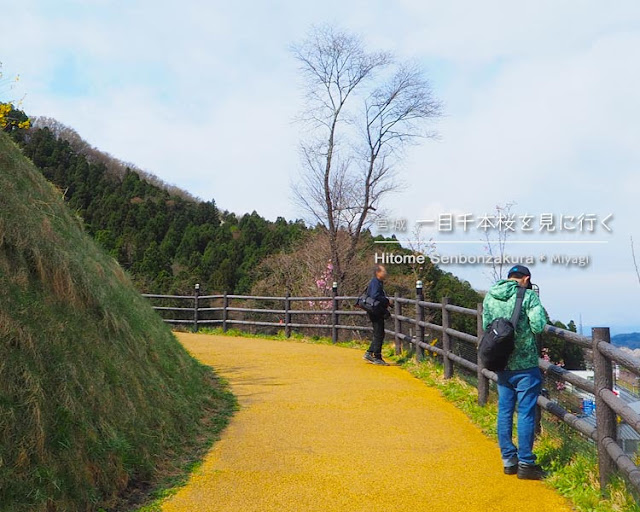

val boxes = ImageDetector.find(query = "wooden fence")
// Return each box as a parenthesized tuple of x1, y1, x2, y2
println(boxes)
(142, 282, 640, 495)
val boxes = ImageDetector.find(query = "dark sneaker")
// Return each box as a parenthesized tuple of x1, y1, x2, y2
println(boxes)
(363, 352, 376, 364)
(503, 456, 518, 475)
(372, 356, 390, 366)
(517, 464, 546, 480)
(503, 465, 518, 475)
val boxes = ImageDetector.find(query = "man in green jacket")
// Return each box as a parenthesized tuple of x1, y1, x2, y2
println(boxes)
(482, 265, 548, 480)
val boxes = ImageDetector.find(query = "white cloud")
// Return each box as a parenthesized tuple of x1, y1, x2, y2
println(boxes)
(3, 0, 640, 329)
(397, 0, 640, 63)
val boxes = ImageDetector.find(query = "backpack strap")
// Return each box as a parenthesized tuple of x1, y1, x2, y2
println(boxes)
(510, 286, 526, 328)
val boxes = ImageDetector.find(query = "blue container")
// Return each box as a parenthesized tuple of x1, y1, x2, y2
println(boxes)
(582, 399, 595, 416)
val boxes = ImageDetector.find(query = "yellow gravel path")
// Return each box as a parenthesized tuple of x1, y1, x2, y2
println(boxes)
(163, 333, 573, 512)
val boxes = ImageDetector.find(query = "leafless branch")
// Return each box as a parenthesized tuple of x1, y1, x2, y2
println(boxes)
(631, 236, 640, 287)
(484, 202, 516, 282)
(291, 25, 440, 285)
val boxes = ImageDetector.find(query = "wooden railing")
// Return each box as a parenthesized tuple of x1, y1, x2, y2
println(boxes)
(142, 283, 640, 494)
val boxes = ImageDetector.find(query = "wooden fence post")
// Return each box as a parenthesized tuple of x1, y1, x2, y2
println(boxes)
(593, 326, 616, 494)
(535, 388, 548, 438)
(401, 298, 411, 354)
(415, 281, 425, 362)
(393, 292, 401, 355)
(285, 292, 291, 338)
(476, 302, 488, 406)
(534, 332, 544, 437)
(331, 282, 338, 344)
(442, 297, 453, 379)
(193, 283, 200, 332)
(222, 291, 229, 332)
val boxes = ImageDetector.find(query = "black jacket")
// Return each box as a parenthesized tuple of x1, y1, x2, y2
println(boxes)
(367, 277, 389, 310)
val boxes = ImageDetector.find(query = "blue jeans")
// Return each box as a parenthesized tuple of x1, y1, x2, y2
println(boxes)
(497, 367, 542, 466)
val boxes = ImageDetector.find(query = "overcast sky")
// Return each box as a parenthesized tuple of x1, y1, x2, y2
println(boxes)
(3, 1, 640, 334)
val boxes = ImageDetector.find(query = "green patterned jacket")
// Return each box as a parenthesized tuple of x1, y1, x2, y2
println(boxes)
(482, 279, 548, 371)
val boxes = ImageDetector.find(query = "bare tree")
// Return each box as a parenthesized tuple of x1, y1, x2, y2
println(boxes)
(292, 25, 441, 285)
(0, 61, 21, 99)
(252, 230, 372, 297)
(483, 201, 516, 282)
(406, 223, 436, 283)
(631, 236, 640, 286)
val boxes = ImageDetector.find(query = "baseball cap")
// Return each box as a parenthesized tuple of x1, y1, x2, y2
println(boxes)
(507, 265, 531, 278)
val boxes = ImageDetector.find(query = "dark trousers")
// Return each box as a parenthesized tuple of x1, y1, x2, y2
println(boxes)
(367, 313, 385, 355)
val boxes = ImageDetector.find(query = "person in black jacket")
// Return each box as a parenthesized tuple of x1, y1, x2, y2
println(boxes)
(363, 264, 392, 366)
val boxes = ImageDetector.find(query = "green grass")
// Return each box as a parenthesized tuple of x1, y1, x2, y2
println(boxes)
(0, 132, 236, 511)
(196, 328, 640, 512)
(197, 326, 370, 350)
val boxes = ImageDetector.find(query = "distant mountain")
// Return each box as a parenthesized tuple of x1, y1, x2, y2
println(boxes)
(612, 332, 640, 350)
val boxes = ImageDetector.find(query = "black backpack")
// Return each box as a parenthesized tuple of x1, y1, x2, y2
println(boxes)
(478, 286, 526, 372)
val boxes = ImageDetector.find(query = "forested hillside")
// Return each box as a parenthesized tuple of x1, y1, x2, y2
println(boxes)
(11, 122, 306, 294)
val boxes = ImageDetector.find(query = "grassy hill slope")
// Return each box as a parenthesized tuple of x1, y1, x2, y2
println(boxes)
(0, 132, 234, 511)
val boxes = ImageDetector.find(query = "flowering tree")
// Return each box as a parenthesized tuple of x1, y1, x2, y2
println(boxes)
(542, 347, 566, 391)
(312, 261, 334, 312)
(315, 261, 334, 293)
